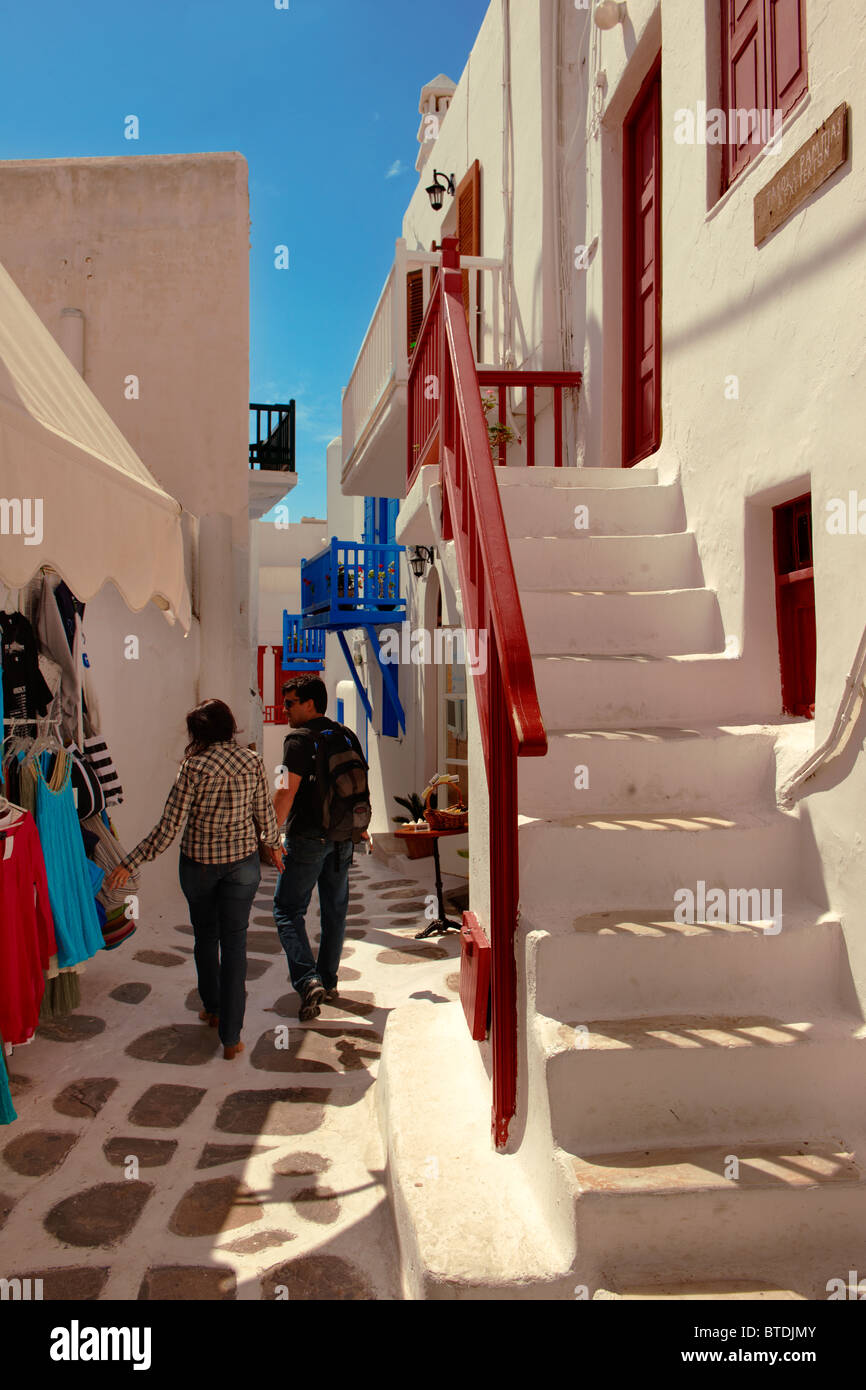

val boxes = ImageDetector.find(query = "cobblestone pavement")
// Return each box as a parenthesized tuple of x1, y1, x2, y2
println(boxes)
(0, 851, 464, 1300)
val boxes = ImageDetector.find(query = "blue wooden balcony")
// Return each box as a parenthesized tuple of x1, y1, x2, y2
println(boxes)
(282, 613, 325, 670)
(301, 539, 406, 631)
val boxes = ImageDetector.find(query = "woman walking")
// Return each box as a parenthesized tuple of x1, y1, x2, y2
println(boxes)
(105, 699, 283, 1059)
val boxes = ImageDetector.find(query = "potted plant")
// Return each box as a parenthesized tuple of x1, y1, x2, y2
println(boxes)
(481, 391, 518, 452)
(393, 790, 436, 859)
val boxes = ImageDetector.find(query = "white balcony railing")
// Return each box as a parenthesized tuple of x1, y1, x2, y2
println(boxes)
(341, 237, 503, 474)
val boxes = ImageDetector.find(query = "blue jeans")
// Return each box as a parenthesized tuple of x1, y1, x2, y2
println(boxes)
(273, 835, 354, 994)
(179, 851, 260, 1047)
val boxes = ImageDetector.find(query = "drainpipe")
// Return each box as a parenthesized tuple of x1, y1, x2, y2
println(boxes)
(501, 0, 515, 369)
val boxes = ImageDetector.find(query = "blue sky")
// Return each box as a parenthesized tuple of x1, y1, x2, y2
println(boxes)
(0, 0, 489, 520)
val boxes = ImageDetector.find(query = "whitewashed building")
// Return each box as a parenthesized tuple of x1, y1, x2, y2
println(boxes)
(0, 153, 292, 899)
(321, 0, 866, 1298)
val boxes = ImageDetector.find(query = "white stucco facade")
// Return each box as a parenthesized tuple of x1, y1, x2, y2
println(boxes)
(0, 153, 255, 899)
(337, 1, 866, 1296)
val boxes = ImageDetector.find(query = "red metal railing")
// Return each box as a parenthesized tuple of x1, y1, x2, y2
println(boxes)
(477, 370, 581, 468)
(407, 272, 442, 480)
(423, 237, 549, 1149)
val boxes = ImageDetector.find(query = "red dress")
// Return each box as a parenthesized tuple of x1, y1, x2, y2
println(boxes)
(0, 810, 57, 1044)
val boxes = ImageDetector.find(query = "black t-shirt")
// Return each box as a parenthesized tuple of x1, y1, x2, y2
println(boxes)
(281, 717, 333, 838)
(0, 611, 53, 720)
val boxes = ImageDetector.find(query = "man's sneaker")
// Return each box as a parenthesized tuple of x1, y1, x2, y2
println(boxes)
(321, 987, 339, 1005)
(299, 979, 325, 1021)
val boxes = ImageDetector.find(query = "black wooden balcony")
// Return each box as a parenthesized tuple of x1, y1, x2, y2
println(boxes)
(249, 402, 296, 471)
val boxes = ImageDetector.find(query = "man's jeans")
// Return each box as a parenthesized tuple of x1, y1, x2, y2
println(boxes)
(179, 851, 260, 1047)
(273, 835, 354, 994)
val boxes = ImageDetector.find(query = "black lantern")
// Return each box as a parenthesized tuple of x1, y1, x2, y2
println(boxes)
(426, 171, 455, 211)
(409, 545, 435, 577)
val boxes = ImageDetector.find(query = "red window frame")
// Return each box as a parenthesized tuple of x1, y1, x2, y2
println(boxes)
(772, 492, 815, 719)
(721, 0, 807, 191)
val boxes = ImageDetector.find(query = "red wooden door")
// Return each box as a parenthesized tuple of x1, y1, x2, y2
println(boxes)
(773, 494, 815, 718)
(623, 60, 662, 467)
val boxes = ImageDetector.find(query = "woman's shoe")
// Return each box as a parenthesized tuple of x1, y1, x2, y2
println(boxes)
(223, 1041, 245, 1060)
(199, 1010, 219, 1027)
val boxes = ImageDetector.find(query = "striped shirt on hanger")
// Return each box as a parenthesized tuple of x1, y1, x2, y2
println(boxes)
(122, 742, 281, 868)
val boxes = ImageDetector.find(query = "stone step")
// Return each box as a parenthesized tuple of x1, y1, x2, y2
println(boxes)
(499, 480, 685, 537)
(517, 725, 777, 818)
(377, 1000, 577, 1299)
(531, 652, 780, 729)
(497, 465, 659, 489)
(527, 906, 845, 1021)
(512, 532, 702, 592)
(568, 1140, 865, 1297)
(541, 1013, 866, 1153)
(518, 810, 802, 915)
(521, 588, 725, 657)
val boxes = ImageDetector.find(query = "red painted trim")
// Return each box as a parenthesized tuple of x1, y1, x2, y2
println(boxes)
(475, 371, 582, 470)
(423, 235, 548, 1149)
(256, 645, 267, 703)
(622, 56, 662, 468)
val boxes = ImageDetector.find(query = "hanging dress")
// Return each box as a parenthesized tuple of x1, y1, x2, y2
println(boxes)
(33, 751, 104, 968)
(0, 1048, 15, 1125)
(0, 809, 57, 1044)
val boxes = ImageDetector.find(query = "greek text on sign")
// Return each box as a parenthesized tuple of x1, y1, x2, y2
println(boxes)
(754, 104, 848, 246)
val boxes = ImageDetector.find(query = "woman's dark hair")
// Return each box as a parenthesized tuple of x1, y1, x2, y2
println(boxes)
(185, 698, 237, 757)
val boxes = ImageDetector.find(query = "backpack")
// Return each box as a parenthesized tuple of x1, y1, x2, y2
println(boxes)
(309, 720, 372, 843)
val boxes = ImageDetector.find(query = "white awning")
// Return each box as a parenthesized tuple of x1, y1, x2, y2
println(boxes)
(0, 259, 191, 630)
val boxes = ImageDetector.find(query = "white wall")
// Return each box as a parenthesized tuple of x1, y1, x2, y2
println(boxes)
(574, 1, 866, 1003)
(0, 153, 251, 898)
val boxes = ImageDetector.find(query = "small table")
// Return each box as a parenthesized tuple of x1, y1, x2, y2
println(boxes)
(394, 824, 466, 939)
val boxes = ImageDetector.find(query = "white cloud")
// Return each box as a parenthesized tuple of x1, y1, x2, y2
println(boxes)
(385, 159, 406, 179)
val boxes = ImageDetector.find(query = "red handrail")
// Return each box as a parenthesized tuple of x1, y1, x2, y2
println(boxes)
(476, 370, 582, 467)
(432, 236, 548, 1149)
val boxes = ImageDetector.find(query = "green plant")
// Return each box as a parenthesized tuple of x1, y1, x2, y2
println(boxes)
(392, 791, 426, 824)
(480, 391, 516, 450)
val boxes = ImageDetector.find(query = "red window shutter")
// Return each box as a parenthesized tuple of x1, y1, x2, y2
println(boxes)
(722, 0, 807, 190)
(406, 268, 425, 360)
(724, 0, 766, 185)
(456, 159, 482, 357)
(768, 0, 807, 117)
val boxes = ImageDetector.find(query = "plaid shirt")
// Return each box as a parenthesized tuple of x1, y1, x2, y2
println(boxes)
(123, 743, 280, 868)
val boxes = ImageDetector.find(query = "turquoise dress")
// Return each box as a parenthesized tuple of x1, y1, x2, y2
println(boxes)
(34, 754, 104, 968)
(0, 1049, 15, 1125)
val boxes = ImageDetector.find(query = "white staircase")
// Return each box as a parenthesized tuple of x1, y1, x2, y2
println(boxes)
(377, 464, 866, 1299)
(506, 466, 866, 1298)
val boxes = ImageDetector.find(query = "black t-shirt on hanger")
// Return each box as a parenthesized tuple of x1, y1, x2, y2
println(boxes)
(0, 612, 53, 721)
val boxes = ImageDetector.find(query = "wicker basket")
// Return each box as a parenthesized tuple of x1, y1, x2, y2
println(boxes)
(423, 785, 468, 832)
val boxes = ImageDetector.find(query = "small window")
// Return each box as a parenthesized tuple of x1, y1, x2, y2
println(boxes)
(773, 493, 815, 718)
(721, 0, 807, 191)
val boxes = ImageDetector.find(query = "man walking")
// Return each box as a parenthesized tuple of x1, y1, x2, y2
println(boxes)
(272, 676, 370, 1020)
